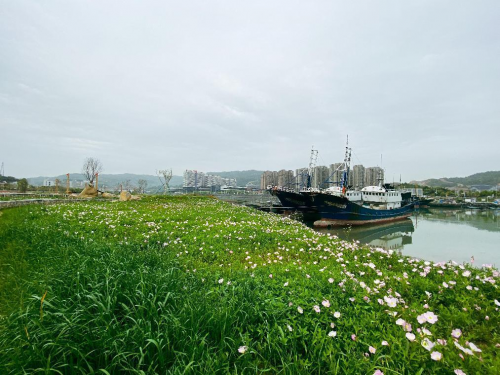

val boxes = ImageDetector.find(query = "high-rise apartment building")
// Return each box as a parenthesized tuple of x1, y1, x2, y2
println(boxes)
(183, 170, 204, 188)
(295, 168, 309, 190)
(364, 167, 384, 187)
(352, 165, 365, 189)
(184, 170, 236, 189)
(260, 171, 278, 189)
(329, 163, 343, 187)
(313, 166, 330, 189)
(277, 170, 294, 188)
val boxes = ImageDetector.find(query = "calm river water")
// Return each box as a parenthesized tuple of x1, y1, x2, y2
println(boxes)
(311, 208, 500, 268)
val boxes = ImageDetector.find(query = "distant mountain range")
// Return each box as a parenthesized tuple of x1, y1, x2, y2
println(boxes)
(410, 171, 500, 188)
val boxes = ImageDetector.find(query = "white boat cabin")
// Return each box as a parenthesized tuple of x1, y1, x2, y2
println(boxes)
(361, 185, 402, 209)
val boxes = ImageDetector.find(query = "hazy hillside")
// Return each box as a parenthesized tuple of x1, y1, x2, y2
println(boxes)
(207, 170, 264, 186)
(0, 175, 18, 183)
(411, 171, 500, 187)
(447, 171, 500, 186)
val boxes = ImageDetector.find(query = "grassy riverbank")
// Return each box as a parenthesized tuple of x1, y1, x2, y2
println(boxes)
(0, 196, 498, 374)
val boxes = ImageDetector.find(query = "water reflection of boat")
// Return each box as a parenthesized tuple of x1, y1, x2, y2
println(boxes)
(314, 219, 414, 250)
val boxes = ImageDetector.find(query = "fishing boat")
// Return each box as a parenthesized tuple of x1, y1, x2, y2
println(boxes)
(270, 140, 415, 226)
(307, 185, 415, 227)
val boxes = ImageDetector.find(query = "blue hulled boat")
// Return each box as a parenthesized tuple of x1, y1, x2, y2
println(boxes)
(270, 139, 415, 227)
(305, 187, 414, 227)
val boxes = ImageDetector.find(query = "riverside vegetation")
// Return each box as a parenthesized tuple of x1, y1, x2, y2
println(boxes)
(0, 196, 498, 374)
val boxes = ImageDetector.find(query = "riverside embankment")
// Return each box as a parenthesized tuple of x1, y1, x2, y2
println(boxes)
(0, 196, 498, 374)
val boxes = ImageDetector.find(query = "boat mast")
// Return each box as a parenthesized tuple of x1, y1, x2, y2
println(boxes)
(307, 146, 318, 189)
(340, 136, 351, 196)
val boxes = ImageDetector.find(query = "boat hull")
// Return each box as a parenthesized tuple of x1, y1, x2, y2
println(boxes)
(304, 192, 415, 227)
(269, 189, 320, 220)
(270, 189, 315, 209)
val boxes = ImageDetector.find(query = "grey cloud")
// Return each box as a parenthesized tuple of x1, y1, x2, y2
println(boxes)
(1, 0, 499, 180)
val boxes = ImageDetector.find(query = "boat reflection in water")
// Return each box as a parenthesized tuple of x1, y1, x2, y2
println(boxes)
(307, 208, 499, 266)
(312, 218, 415, 251)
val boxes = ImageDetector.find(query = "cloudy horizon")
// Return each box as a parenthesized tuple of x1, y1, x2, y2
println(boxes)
(1, 0, 499, 182)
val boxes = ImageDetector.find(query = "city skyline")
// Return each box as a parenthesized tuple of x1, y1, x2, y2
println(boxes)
(260, 164, 384, 190)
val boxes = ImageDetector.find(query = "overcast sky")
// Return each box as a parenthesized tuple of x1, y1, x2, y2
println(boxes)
(1, 0, 499, 181)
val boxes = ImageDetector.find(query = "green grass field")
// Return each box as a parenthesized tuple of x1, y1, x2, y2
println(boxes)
(0, 196, 498, 374)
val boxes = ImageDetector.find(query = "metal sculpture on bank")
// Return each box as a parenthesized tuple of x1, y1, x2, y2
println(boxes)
(157, 169, 172, 195)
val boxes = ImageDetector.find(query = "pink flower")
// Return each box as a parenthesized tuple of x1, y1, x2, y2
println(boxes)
(328, 331, 337, 337)
(313, 305, 321, 313)
(396, 318, 405, 326)
(468, 342, 482, 353)
(269, 274, 273, 278)
(297, 306, 303, 314)
(417, 314, 427, 324)
(422, 328, 432, 336)
(424, 311, 438, 324)
(373, 371, 384, 375)
(238, 346, 248, 354)
(322, 300, 330, 308)
(454, 341, 473, 355)
(351, 334, 357, 341)
(381, 340, 389, 346)
(406, 333, 416, 341)
(384, 296, 398, 307)
(430, 351, 442, 361)
(454, 370, 466, 375)
(334, 311, 341, 318)
(369, 346, 376, 354)
(451, 329, 462, 338)
(421, 338, 435, 351)
(328, 278, 334, 283)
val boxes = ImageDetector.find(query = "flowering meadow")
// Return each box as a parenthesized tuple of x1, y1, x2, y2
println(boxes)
(0, 196, 498, 374)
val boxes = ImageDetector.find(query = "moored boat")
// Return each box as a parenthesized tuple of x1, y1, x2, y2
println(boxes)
(270, 139, 415, 226)
(308, 187, 414, 227)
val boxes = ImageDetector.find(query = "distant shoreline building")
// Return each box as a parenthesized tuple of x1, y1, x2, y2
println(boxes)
(183, 170, 236, 192)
